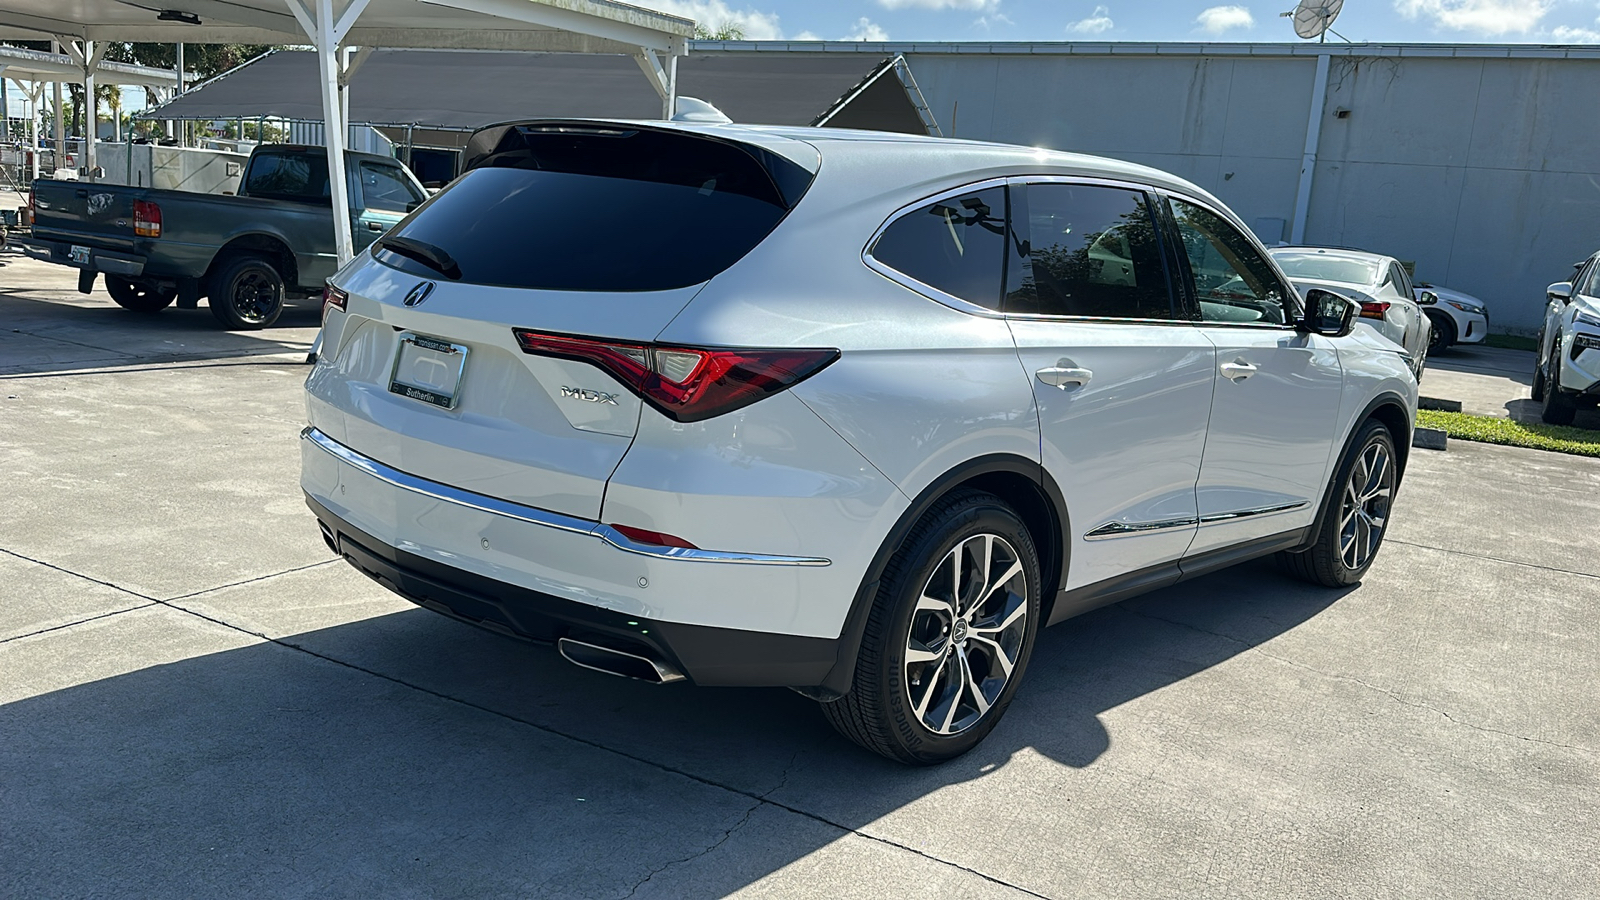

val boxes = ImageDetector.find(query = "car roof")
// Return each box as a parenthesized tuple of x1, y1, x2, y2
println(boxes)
(1271, 246, 1398, 266)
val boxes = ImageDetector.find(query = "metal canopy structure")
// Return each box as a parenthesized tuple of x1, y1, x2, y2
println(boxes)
(140, 49, 935, 135)
(0, 0, 694, 263)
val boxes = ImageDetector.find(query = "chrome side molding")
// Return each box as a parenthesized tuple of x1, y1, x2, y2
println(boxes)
(301, 427, 830, 567)
(1084, 501, 1310, 541)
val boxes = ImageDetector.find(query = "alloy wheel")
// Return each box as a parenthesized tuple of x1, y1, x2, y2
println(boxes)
(231, 269, 282, 325)
(904, 533, 1029, 736)
(1339, 439, 1394, 570)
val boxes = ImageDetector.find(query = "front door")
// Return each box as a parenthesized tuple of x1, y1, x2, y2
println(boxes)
(1006, 181, 1216, 593)
(352, 161, 424, 252)
(1163, 195, 1345, 556)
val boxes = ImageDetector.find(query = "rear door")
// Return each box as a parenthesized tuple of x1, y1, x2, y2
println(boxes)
(1004, 179, 1216, 593)
(307, 125, 819, 521)
(1163, 194, 1344, 557)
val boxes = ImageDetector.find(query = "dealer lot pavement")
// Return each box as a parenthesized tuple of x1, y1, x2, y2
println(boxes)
(2, 252, 1596, 899)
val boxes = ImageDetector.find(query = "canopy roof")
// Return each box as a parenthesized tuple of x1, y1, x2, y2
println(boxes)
(0, 44, 182, 87)
(0, 0, 692, 54)
(141, 49, 935, 134)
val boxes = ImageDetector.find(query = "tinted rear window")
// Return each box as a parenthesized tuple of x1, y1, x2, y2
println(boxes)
(376, 126, 814, 291)
(244, 152, 330, 202)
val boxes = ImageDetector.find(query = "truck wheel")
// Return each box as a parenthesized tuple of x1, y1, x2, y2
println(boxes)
(105, 275, 177, 313)
(209, 255, 285, 330)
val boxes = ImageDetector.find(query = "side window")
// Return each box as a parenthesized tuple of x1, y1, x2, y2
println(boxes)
(243, 153, 330, 202)
(1170, 197, 1294, 326)
(1390, 263, 1413, 298)
(1005, 184, 1172, 319)
(1583, 259, 1600, 297)
(360, 163, 422, 213)
(870, 186, 1007, 309)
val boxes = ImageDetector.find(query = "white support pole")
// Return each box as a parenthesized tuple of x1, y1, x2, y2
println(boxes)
(312, 0, 356, 265)
(28, 81, 40, 182)
(81, 40, 100, 180)
(1290, 54, 1331, 246)
(665, 53, 677, 120)
(50, 41, 64, 170)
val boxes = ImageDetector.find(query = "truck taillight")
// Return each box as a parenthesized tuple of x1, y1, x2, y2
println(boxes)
(1359, 301, 1391, 320)
(133, 200, 162, 238)
(513, 329, 839, 423)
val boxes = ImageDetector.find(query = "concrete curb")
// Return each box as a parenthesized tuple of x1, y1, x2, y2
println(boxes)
(1413, 427, 1449, 451)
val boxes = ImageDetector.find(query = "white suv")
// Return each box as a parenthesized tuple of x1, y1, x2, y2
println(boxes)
(1534, 251, 1600, 424)
(302, 121, 1418, 763)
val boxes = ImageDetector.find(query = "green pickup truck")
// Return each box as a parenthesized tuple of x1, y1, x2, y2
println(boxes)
(19, 144, 426, 329)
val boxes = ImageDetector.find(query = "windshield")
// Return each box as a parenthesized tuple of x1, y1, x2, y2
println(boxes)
(377, 126, 814, 292)
(1269, 251, 1380, 286)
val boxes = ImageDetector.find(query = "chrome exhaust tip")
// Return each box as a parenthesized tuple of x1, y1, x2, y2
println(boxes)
(557, 637, 686, 684)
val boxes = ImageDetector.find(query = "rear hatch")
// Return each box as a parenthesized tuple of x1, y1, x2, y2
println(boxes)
(308, 122, 818, 520)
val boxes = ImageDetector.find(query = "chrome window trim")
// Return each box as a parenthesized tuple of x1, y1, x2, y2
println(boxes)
(302, 428, 831, 567)
(1083, 501, 1309, 540)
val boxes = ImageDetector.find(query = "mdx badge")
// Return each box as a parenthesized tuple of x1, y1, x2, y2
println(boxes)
(402, 281, 435, 307)
(561, 386, 619, 405)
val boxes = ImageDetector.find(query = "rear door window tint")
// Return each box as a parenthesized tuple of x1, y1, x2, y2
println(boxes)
(1006, 184, 1172, 319)
(378, 126, 813, 292)
(870, 186, 1008, 309)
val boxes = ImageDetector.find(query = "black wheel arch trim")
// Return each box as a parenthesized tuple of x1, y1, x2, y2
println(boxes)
(815, 453, 1070, 698)
(1294, 392, 1412, 554)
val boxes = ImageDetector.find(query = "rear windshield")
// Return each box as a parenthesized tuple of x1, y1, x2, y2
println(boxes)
(375, 126, 815, 292)
(1269, 252, 1380, 286)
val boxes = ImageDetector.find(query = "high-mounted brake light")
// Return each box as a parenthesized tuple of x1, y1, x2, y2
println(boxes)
(1359, 301, 1391, 320)
(513, 329, 839, 423)
(133, 199, 162, 238)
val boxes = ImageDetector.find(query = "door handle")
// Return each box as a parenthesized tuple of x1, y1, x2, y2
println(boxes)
(366, 221, 384, 232)
(1036, 366, 1093, 390)
(1220, 359, 1258, 383)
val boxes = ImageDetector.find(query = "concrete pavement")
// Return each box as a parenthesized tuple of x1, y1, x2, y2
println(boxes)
(2, 250, 1596, 898)
(1425, 343, 1600, 429)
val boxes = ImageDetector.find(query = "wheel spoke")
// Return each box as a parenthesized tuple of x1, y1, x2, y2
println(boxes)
(916, 594, 952, 616)
(971, 591, 1025, 635)
(967, 632, 1015, 678)
(905, 639, 942, 664)
(912, 654, 950, 721)
(960, 649, 990, 717)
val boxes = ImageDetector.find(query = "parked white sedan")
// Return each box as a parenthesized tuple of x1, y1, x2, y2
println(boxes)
(1415, 283, 1489, 353)
(1268, 247, 1431, 379)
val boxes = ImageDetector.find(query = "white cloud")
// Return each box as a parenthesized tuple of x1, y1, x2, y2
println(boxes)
(1196, 5, 1255, 34)
(793, 30, 822, 40)
(878, 0, 1000, 9)
(1394, 1, 1554, 35)
(1068, 4, 1114, 34)
(843, 16, 890, 40)
(644, 1, 784, 40)
(1550, 24, 1600, 41)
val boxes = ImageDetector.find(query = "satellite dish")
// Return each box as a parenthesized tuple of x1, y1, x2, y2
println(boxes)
(1289, 0, 1344, 42)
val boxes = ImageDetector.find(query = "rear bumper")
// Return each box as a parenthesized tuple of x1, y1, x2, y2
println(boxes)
(17, 236, 146, 276)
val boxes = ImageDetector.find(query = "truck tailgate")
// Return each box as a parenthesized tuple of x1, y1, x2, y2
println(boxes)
(31, 180, 139, 252)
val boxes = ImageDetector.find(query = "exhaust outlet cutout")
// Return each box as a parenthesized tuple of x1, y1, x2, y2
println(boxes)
(557, 637, 685, 684)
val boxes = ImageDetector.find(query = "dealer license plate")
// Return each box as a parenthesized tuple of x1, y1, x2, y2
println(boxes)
(69, 245, 90, 265)
(389, 333, 469, 410)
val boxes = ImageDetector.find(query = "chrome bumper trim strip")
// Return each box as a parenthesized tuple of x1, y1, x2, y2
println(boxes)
(302, 427, 830, 567)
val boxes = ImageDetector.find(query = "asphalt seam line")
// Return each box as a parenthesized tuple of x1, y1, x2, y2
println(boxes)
(1386, 538, 1600, 581)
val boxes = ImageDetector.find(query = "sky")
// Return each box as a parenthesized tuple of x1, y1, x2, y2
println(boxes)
(640, 1, 1600, 44)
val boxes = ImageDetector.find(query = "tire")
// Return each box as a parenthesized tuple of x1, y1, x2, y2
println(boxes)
(105, 275, 176, 313)
(821, 490, 1042, 765)
(1278, 419, 1398, 588)
(1531, 334, 1546, 402)
(1425, 311, 1455, 355)
(208, 254, 285, 330)
(1540, 340, 1577, 426)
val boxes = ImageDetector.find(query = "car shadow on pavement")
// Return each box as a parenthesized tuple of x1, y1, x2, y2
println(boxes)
(1, 560, 1348, 896)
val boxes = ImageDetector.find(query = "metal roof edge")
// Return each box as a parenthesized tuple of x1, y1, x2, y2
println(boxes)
(686, 39, 1600, 61)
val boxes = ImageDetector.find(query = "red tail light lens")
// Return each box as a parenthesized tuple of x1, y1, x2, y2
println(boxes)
(607, 524, 699, 550)
(1359, 301, 1390, 320)
(133, 199, 162, 238)
(513, 329, 839, 423)
(323, 284, 348, 312)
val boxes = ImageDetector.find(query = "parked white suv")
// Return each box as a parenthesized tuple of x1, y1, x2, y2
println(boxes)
(1534, 251, 1600, 424)
(302, 121, 1418, 763)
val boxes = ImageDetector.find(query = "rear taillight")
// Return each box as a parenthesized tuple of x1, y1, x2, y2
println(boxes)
(1359, 301, 1390, 320)
(133, 199, 161, 238)
(323, 284, 348, 312)
(513, 329, 839, 423)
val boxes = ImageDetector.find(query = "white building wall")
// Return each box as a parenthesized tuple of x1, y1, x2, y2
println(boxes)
(893, 46, 1600, 330)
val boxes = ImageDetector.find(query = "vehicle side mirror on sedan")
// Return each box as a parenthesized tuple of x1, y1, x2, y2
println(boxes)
(1417, 290, 1438, 305)
(1297, 288, 1359, 337)
(1548, 282, 1573, 304)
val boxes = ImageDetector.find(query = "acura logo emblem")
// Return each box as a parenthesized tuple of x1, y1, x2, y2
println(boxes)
(402, 282, 435, 308)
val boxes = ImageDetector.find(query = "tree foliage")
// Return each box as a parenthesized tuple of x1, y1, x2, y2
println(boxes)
(102, 42, 276, 82)
(693, 22, 746, 40)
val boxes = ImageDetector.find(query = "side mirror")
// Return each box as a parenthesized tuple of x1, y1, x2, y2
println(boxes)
(1297, 288, 1359, 337)
(1548, 282, 1573, 304)
(1417, 290, 1438, 306)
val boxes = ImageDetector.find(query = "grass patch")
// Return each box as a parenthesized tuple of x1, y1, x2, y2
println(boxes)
(1417, 409, 1600, 457)
(1483, 333, 1538, 352)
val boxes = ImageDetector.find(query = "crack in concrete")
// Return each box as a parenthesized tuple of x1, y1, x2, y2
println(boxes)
(613, 798, 764, 900)
(1123, 607, 1595, 757)
(163, 559, 341, 602)
(0, 602, 158, 645)
(1386, 538, 1600, 581)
